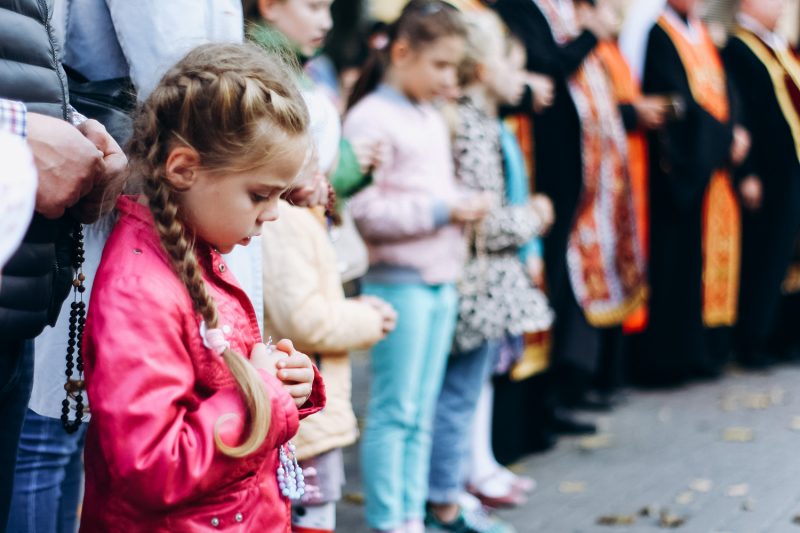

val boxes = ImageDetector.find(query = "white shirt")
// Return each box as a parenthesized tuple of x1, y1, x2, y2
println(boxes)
(737, 12, 789, 52)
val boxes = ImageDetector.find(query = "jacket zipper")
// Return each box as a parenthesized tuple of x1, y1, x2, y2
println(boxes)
(38, 0, 69, 120)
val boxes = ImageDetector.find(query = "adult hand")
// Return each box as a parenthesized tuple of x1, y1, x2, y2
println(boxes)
(26, 113, 103, 219)
(634, 96, 669, 130)
(739, 175, 763, 211)
(527, 72, 555, 113)
(577, 3, 613, 41)
(71, 120, 128, 223)
(527, 256, 546, 288)
(731, 125, 751, 166)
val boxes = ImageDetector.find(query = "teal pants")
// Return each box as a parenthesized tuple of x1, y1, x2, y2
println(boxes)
(360, 282, 459, 530)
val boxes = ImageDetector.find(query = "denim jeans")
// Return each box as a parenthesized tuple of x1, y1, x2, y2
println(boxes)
(7, 410, 87, 533)
(428, 341, 497, 504)
(0, 339, 34, 532)
(360, 282, 459, 530)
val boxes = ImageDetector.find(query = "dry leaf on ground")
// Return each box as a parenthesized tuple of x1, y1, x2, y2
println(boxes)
(579, 434, 613, 451)
(741, 498, 756, 512)
(659, 510, 686, 528)
(723, 427, 754, 442)
(596, 514, 636, 526)
(743, 393, 771, 410)
(559, 481, 587, 494)
(343, 492, 365, 505)
(675, 491, 694, 505)
(790, 416, 800, 431)
(726, 483, 749, 497)
(690, 478, 713, 493)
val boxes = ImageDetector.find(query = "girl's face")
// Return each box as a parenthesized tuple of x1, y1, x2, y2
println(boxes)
(168, 137, 309, 254)
(261, 0, 333, 57)
(394, 35, 465, 103)
(481, 33, 519, 105)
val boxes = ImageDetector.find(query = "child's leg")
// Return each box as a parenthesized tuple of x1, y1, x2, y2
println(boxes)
(427, 340, 496, 505)
(402, 284, 459, 523)
(292, 449, 345, 533)
(360, 283, 437, 531)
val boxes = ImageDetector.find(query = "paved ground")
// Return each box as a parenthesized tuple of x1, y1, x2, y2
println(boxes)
(336, 355, 800, 532)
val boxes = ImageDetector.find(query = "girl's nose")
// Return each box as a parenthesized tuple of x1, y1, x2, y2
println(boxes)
(258, 204, 279, 224)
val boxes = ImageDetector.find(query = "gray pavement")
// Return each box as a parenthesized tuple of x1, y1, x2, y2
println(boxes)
(335, 355, 800, 533)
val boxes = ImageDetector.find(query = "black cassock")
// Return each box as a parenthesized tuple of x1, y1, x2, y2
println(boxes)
(494, 0, 601, 379)
(633, 21, 735, 386)
(723, 31, 800, 362)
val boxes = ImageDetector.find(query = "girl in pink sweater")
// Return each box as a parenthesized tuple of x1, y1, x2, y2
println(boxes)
(343, 2, 488, 532)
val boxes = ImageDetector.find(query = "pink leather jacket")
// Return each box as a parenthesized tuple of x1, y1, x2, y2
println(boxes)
(80, 196, 325, 532)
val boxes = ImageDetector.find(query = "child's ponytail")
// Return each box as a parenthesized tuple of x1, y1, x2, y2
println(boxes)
(128, 43, 310, 458)
(347, 0, 467, 110)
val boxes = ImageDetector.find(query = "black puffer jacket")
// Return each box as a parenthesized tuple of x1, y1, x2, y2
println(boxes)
(0, 0, 76, 339)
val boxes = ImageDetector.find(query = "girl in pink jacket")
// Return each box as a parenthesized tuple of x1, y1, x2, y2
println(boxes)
(80, 43, 325, 532)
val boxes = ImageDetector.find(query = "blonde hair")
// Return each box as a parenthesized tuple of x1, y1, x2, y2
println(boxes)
(457, 10, 507, 87)
(127, 42, 310, 458)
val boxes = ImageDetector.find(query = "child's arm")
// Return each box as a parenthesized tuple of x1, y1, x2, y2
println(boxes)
(84, 275, 299, 510)
(262, 209, 385, 355)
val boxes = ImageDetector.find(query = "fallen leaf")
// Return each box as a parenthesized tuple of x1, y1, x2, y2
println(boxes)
(659, 510, 686, 528)
(726, 483, 749, 497)
(675, 491, 694, 505)
(690, 478, 713, 493)
(743, 393, 771, 410)
(723, 427, 754, 442)
(343, 492, 365, 505)
(741, 498, 755, 512)
(790, 416, 800, 431)
(579, 434, 613, 451)
(596, 514, 636, 526)
(559, 481, 587, 494)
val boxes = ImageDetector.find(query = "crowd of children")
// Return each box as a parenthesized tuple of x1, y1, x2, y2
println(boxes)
(2, 0, 800, 532)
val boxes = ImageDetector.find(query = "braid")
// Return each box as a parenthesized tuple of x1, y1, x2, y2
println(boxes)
(125, 42, 310, 458)
(145, 176, 272, 458)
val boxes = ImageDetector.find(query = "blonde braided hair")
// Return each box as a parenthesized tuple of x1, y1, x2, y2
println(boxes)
(127, 43, 309, 458)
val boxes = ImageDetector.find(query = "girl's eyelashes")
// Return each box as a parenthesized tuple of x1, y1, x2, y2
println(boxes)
(250, 190, 276, 203)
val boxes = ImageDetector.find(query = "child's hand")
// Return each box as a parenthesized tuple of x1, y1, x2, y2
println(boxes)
(250, 342, 281, 377)
(530, 194, 554, 234)
(274, 339, 315, 408)
(450, 192, 493, 224)
(351, 138, 387, 176)
(358, 295, 398, 336)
